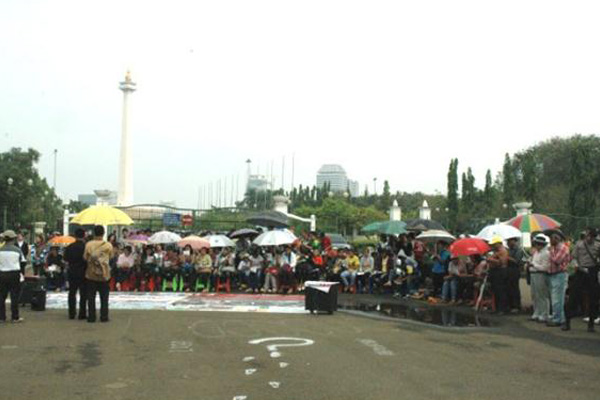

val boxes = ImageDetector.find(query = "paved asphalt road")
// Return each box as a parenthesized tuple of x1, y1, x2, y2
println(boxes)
(1, 297, 599, 400)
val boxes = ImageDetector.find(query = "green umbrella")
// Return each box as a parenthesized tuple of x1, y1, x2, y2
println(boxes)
(361, 221, 382, 234)
(377, 220, 408, 235)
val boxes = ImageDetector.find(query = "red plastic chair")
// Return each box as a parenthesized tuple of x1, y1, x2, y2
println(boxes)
(215, 276, 231, 293)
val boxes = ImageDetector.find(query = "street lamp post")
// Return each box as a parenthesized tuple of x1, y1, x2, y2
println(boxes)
(4, 177, 13, 230)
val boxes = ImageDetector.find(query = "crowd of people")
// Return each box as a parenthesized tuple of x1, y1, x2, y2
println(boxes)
(1, 225, 598, 332)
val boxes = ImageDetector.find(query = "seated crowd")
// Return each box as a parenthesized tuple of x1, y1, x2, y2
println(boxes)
(29, 230, 498, 307)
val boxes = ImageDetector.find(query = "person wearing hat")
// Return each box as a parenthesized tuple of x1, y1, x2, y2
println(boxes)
(486, 236, 510, 314)
(507, 236, 525, 313)
(0, 230, 26, 323)
(565, 227, 600, 332)
(527, 234, 551, 323)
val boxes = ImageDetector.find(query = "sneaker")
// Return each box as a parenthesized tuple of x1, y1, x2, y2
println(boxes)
(11, 318, 24, 323)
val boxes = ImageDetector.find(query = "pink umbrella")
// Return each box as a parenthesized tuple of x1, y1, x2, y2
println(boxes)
(124, 234, 149, 245)
(178, 235, 210, 250)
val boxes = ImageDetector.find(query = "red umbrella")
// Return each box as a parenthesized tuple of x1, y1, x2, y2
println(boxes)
(449, 238, 491, 258)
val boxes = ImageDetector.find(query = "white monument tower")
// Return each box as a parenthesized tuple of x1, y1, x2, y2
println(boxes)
(117, 71, 136, 206)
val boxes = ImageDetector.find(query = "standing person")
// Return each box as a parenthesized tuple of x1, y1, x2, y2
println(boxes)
(63, 228, 87, 320)
(16, 232, 30, 272)
(546, 232, 570, 328)
(486, 236, 510, 315)
(83, 226, 113, 323)
(565, 228, 600, 332)
(527, 234, 551, 323)
(507, 237, 525, 313)
(31, 234, 47, 276)
(431, 241, 450, 297)
(0, 230, 26, 323)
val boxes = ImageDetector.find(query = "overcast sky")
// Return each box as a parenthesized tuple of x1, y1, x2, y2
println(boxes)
(1, 0, 599, 209)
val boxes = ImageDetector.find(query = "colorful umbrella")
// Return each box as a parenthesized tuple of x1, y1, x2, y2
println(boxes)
(506, 214, 561, 233)
(71, 205, 134, 226)
(47, 235, 76, 247)
(449, 238, 491, 258)
(178, 235, 210, 250)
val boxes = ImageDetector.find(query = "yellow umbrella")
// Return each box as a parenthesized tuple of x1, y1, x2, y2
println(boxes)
(71, 205, 134, 226)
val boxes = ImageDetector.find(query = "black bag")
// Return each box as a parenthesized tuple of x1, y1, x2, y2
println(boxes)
(19, 276, 46, 306)
(30, 289, 46, 311)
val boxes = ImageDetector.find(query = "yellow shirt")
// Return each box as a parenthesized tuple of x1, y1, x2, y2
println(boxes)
(347, 255, 360, 272)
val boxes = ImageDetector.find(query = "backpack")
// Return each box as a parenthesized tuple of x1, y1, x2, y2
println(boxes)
(88, 242, 110, 281)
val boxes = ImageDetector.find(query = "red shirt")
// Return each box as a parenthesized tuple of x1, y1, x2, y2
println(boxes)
(549, 242, 570, 274)
(322, 236, 332, 251)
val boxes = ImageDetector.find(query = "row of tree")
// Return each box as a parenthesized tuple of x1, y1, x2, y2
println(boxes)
(6, 134, 599, 237)
(0, 148, 64, 232)
(446, 135, 600, 235)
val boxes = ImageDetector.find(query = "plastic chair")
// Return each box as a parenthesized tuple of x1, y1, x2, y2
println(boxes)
(215, 276, 231, 293)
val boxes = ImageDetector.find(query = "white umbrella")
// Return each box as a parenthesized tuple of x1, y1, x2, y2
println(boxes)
(476, 224, 522, 242)
(148, 231, 182, 245)
(204, 234, 236, 248)
(416, 230, 456, 243)
(253, 230, 298, 247)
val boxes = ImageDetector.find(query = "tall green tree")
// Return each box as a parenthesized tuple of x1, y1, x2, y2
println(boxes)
(446, 158, 459, 230)
(502, 153, 515, 207)
(483, 169, 495, 211)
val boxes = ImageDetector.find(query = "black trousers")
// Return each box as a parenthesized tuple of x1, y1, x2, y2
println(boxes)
(0, 271, 21, 321)
(68, 276, 87, 319)
(489, 268, 509, 313)
(566, 267, 599, 328)
(507, 265, 522, 310)
(87, 280, 109, 322)
(432, 273, 445, 296)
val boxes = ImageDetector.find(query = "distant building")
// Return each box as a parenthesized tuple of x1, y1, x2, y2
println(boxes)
(316, 164, 359, 197)
(247, 174, 270, 192)
(78, 190, 117, 206)
(78, 194, 97, 206)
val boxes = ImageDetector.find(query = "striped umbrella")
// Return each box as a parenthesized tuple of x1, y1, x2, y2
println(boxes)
(506, 214, 561, 233)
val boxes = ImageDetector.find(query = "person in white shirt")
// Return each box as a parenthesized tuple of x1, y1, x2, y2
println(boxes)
(528, 234, 551, 322)
(0, 230, 26, 323)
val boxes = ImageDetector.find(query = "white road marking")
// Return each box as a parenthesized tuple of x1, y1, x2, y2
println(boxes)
(169, 341, 193, 353)
(357, 339, 394, 356)
(1, 345, 18, 350)
(233, 396, 247, 400)
(248, 337, 314, 359)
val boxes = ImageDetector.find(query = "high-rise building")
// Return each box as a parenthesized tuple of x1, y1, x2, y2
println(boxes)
(316, 164, 360, 196)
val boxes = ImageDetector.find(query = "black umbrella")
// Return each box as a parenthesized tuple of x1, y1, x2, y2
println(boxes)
(229, 228, 259, 239)
(246, 211, 289, 228)
(405, 218, 446, 231)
